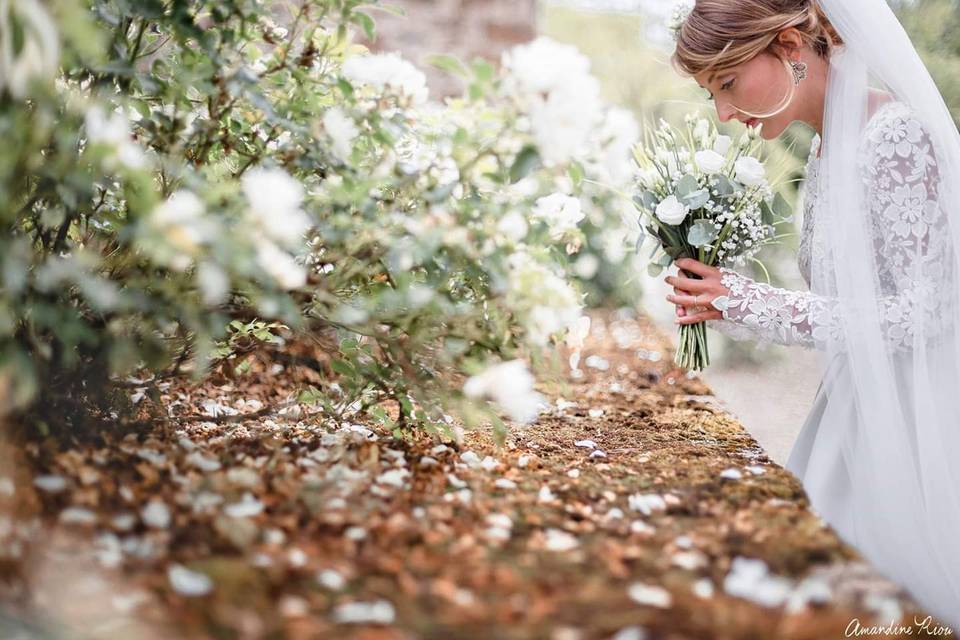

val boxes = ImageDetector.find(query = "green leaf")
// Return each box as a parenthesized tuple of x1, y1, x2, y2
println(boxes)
(426, 54, 470, 78)
(687, 219, 719, 247)
(351, 12, 376, 40)
(399, 394, 414, 417)
(337, 77, 354, 99)
(647, 262, 664, 277)
(663, 245, 686, 259)
(330, 359, 355, 376)
(568, 161, 584, 190)
(760, 200, 774, 226)
(713, 175, 740, 196)
(297, 386, 325, 404)
(635, 190, 658, 212)
(675, 174, 699, 198)
(491, 414, 507, 446)
(472, 58, 495, 83)
(368, 405, 396, 429)
(509, 145, 542, 183)
(468, 83, 485, 101)
(681, 188, 710, 209)
(772, 191, 791, 218)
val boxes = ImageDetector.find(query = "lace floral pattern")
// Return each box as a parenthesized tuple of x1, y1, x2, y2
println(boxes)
(708, 101, 951, 351)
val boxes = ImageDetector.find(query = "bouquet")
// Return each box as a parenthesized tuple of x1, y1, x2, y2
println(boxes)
(632, 114, 792, 370)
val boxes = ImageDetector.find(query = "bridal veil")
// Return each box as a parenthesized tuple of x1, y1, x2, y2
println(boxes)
(810, 0, 960, 624)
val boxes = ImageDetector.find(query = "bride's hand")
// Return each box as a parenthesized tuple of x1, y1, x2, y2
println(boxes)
(664, 258, 729, 325)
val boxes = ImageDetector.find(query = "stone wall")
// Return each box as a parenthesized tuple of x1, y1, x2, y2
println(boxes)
(356, 0, 539, 99)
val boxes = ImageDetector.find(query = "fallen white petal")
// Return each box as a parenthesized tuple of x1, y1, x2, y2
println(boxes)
(168, 564, 213, 596)
(460, 451, 481, 467)
(333, 600, 395, 624)
(627, 582, 672, 608)
(538, 486, 555, 503)
(59, 507, 98, 525)
(33, 475, 68, 493)
(224, 494, 264, 518)
(692, 578, 715, 599)
(628, 493, 666, 515)
(376, 468, 410, 488)
(723, 556, 794, 607)
(317, 569, 346, 591)
(544, 528, 579, 552)
(141, 500, 172, 529)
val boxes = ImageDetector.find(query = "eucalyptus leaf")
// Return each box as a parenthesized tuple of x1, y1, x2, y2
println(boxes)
(772, 191, 792, 218)
(687, 219, 719, 247)
(681, 188, 710, 209)
(760, 200, 775, 226)
(635, 190, 658, 212)
(676, 174, 699, 198)
(713, 175, 739, 196)
(655, 253, 674, 267)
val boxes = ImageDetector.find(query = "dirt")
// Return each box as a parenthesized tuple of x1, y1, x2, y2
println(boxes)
(0, 308, 950, 640)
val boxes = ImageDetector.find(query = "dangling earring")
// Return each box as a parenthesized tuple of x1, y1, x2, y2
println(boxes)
(790, 59, 808, 85)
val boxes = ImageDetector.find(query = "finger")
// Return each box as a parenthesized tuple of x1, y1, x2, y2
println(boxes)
(665, 275, 712, 292)
(665, 293, 703, 309)
(674, 258, 716, 277)
(676, 304, 685, 317)
(676, 309, 722, 324)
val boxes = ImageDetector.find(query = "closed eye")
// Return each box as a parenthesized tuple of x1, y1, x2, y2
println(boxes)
(705, 78, 735, 101)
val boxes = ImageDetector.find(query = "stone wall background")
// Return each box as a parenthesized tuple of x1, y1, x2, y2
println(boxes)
(356, 0, 539, 99)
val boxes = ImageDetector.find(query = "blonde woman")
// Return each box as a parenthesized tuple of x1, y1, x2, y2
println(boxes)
(663, 0, 960, 627)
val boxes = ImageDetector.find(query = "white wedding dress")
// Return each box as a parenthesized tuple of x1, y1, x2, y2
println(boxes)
(706, 98, 960, 625)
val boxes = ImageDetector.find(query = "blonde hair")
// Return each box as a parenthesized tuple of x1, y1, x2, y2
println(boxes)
(671, 0, 844, 118)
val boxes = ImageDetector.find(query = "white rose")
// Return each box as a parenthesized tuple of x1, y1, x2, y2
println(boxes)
(713, 135, 732, 155)
(655, 195, 689, 225)
(463, 359, 545, 424)
(694, 150, 725, 174)
(734, 156, 766, 187)
(532, 192, 584, 239)
(254, 239, 307, 290)
(241, 167, 311, 248)
(322, 107, 358, 163)
(497, 210, 529, 242)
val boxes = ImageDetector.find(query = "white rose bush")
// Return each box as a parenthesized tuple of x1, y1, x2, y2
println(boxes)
(1, 0, 639, 440)
(632, 115, 793, 370)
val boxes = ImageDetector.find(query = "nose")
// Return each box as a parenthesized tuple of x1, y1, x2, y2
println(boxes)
(715, 99, 737, 123)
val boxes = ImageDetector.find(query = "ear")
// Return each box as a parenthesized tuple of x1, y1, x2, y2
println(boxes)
(774, 27, 805, 57)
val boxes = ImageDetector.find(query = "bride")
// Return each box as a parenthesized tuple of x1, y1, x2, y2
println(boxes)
(662, 0, 960, 627)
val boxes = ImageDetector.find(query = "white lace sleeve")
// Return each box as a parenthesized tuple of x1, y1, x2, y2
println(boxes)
(709, 108, 946, 352)
(707, 317, 761, 343)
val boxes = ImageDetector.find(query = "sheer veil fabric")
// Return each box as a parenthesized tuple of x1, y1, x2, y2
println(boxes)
(807, 0, 960, 624)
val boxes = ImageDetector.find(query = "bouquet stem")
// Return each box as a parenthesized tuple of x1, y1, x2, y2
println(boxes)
(674, 321, 710, 371)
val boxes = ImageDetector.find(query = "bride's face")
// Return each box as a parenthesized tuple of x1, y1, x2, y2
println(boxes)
(694, 52, 797, 140)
